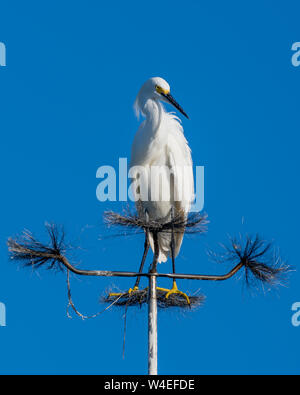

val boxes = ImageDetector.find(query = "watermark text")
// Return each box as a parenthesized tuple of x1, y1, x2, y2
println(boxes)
(0, 42, 6, 67)
(292, 302, 300, 327)
(0, 302, 6, 327)
(291, 42, 300, 67)
(96, 158, 204, 212)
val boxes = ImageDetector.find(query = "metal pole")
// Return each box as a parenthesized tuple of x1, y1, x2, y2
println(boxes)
(148, 272, 158, 375)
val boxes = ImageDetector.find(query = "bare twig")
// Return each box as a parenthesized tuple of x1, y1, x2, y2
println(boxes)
(7, 226, 245, 281)
(122, 303, 129, 359)
(102, 288, 205, 309)
(104, 209, 208, 235)
(209, 234, 291, 289)
(66, 269, 124, 320)
(7, 221, 291, 310)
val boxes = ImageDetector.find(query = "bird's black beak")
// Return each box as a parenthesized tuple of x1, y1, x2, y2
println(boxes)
(161, 93, 189, 119)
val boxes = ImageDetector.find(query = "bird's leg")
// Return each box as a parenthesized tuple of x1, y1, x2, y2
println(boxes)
(131, 231, 150, 291)
(149, 230, 159, 277)
(108, 232, 150, 298)
(109, 212, 150, 298)
(131, 210, 151, 292)
(158, 207, 190, 305)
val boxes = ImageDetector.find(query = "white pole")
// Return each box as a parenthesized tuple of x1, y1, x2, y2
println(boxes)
(148, 273, 158, 375)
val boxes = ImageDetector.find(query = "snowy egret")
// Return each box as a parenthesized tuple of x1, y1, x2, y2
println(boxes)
(111, 77, 194, 303)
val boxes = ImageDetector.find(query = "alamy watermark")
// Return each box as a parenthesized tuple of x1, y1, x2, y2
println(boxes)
(291, 302, 300, 327)
(0, 302, 6, 327)
(96, 158, 204, 212)
(291, 42, 300, 67)
(0, 42, 6, 67)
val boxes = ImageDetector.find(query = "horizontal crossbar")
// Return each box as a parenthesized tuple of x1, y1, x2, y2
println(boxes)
(59, 255, 244, 281)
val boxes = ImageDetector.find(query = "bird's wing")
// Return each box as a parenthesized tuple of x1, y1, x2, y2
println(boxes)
(166, 123, 194, 214)
(130, 114, 194, 262)
(165, 120, 194, 257)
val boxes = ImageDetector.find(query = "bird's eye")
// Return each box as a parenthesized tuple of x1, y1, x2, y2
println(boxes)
(155, 85, 163, 94)
(155, 85, 170, 95)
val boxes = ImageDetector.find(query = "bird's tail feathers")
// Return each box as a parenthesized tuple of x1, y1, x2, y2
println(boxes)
(148, 230, 183, 264)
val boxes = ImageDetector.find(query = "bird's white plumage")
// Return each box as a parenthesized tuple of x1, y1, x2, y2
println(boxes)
(130, 77, 194, 263)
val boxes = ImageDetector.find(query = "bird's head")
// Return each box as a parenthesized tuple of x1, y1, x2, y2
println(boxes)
(134, 77, 189, 119)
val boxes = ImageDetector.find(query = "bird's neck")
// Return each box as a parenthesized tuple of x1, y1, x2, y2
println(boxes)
(143, 99, 164, 134)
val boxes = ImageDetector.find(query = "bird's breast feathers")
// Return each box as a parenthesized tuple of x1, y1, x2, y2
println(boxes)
(131, 112, 192, 167)
(130, 111, 194, 213)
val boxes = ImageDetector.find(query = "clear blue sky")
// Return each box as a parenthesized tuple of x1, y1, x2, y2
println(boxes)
(0, 0, 299, 375)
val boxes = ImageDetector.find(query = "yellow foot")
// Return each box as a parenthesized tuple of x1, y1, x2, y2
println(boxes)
(157, 282, 190, 305)
(109, 286, 139, 298)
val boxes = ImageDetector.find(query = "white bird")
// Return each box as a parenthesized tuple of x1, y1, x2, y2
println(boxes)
(129, 77, 194, 302)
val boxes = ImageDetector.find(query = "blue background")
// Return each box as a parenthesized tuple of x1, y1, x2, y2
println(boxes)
(0, 0, 299, 375)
